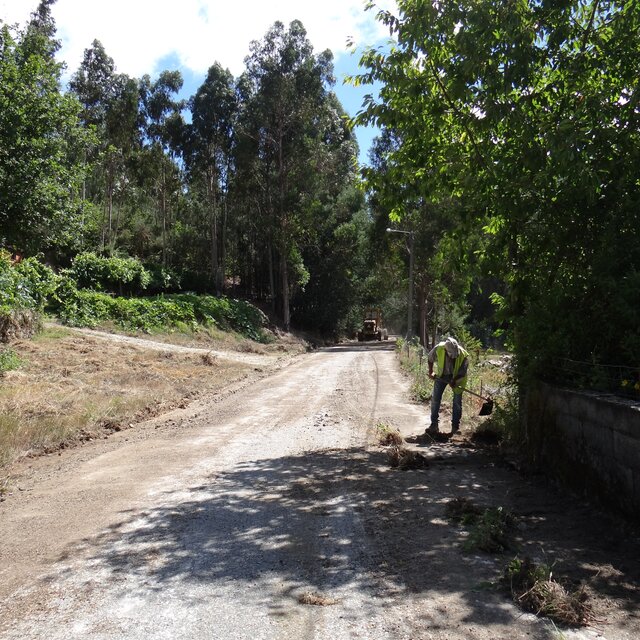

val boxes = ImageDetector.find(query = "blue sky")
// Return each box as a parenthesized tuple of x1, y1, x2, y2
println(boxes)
(0, 0, 392, 164)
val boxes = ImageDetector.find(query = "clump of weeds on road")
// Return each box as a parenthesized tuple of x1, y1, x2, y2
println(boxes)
(297, 591, 339, 606)
(387, 445, 429, 470)
(445, 496, 483, 524)
(376, 423, 404, 446)
(462, 506, 516, 553)
(503, 556, 593, 627)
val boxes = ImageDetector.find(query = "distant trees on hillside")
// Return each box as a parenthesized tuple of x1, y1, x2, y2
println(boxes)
(0, 2, 370, 335)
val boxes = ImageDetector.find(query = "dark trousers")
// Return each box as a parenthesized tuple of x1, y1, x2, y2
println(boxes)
(430, 376, 462, 432)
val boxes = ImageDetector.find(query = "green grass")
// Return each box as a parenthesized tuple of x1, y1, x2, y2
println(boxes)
(0, 348, 21, 374)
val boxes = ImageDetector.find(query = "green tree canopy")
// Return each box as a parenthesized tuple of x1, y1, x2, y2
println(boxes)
(0, 0, 88, 253)
(353, 0, 640, 378)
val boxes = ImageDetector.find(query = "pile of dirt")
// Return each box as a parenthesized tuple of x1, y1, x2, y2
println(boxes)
(418, 430, 452, 443)
(470, 425, 503, 446)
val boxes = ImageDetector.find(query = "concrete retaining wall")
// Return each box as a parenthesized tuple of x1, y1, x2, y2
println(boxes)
(523, 383, 640, 519)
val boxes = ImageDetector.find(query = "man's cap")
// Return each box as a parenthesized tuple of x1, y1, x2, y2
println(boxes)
(444, 337, 459, 358)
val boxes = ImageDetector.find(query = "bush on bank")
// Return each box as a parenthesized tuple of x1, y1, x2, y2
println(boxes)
(0, 252, 57, 341)
(0, 253, 270, 343)
(55, 285, 270, 342)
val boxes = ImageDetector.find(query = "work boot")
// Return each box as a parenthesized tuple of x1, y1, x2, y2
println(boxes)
(425, 424, 439, 435)
(451, 425, 460, 435)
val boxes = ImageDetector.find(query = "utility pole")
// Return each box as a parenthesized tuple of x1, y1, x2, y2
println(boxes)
(386, 228, 415, 340)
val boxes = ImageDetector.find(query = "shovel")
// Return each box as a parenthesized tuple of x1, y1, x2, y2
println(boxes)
(454, 385, 494, 416)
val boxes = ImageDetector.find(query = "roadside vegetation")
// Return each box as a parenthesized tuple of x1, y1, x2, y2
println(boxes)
(0, 251, 305, 473)
(352, 0, 640, 409)
(0, 325, 304, 473)
(443, 494, 594, 627)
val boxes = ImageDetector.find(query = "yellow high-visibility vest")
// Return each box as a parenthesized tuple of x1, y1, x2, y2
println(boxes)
(435, 344, 469, 394)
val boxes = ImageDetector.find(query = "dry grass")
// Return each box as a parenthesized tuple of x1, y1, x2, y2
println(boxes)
(504, 557, 593, 627)
(376, 423, 404, 446)
(387, 445, 429, 470)
(0, 327, 254, 470)
(104, 321, 309, 356)
(200, 351, 217, 366)
(297, 591, 339, 606)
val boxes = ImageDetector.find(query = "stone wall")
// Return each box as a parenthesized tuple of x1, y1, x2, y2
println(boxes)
(523, 382, 640, 519)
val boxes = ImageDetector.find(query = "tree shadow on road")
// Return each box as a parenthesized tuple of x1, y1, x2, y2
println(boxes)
(64, 444, 639, 637)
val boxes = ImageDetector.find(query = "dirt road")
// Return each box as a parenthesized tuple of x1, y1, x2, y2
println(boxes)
(0, 342, 638, 639)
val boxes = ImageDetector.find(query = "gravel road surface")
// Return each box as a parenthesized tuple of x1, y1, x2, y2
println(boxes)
(1, 342, 637, 639)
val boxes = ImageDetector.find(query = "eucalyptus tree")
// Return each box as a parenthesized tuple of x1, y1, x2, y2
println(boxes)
(139, 70, 185, 266)
(0, 0, 87, 254)
(185, 63, 238, 293)
(69, 40, 140, 252)
(238, 20, 335, 329)
(352, 0, 640, 375)
(289, 93, 367, 336)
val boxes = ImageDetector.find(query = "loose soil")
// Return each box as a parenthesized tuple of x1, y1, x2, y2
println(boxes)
(0, 340, 638, 640)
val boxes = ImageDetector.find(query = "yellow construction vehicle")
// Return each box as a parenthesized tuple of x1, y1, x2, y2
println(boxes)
(357, 308, 388, 342)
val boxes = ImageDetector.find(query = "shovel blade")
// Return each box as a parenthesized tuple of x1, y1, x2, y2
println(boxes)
(479, 399, 494, 416)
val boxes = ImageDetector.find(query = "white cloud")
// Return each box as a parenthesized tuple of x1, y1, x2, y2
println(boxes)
(0, 0, 396, 78)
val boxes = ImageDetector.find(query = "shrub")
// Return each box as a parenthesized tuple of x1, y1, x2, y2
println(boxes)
(144, 263, 182, 294)
(0, 253, 55, 341)
(68, 252, 151, 295)
(0, 253, 57, 312)
(56, 290, 269, 341)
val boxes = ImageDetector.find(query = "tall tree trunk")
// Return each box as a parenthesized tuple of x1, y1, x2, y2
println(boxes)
(432, 300, 439, 347)
(277, 126, 290, 329)
(418, 281, 428, 348)
(105, 169, 114, 255)
(112, 202, 121, 255)
(220, 159, 231, 294)
(280, 242, 290, 331)
(101, 198, 107, 252)
(209, 171, 219, 294)
(161, 165, 167, 267)
(267, 240, 276, 312)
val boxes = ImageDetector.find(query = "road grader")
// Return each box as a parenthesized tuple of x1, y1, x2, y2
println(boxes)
(356, 308, 388, 342)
